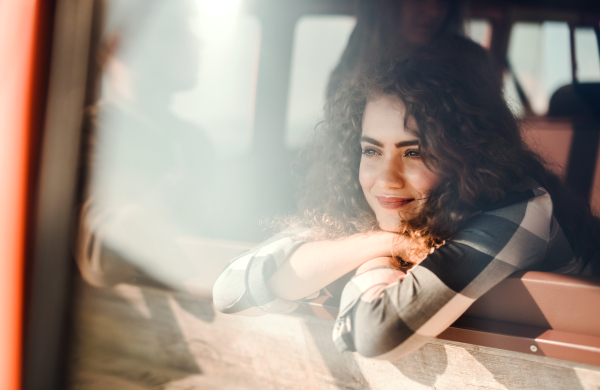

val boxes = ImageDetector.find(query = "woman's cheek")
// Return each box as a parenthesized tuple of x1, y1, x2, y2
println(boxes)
(359, 160, 377, 192)
(404, 164, 440, 194)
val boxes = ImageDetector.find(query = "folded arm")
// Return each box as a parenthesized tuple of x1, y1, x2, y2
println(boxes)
(212, 229, 412, 315)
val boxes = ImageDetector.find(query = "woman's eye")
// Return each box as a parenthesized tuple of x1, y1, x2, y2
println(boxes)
(404, 149, 421, 158)
(362, 148, 380, 157)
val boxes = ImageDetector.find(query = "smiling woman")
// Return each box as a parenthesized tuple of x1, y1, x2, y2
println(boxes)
(359, 95, 441, 229)
(212, 37, 600, 359)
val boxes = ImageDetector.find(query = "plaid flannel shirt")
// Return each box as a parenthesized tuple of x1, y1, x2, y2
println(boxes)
(212, 180, 581, 358)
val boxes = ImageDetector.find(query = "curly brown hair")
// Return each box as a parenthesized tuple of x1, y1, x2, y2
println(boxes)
(292, 37, 600, 272)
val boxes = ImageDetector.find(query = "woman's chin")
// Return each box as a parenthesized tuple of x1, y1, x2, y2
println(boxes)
(378, 220, 402, 233)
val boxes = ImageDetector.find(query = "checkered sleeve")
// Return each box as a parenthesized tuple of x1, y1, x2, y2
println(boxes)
(333, 187, 553, 360)
(212, 229, 309, 316)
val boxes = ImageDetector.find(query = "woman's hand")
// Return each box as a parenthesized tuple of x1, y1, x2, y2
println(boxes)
(391, 235, 436, 265)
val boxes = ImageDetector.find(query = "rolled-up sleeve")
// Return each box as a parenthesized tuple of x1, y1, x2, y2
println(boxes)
(212, 230, 307, 316)
(333, 188, 553, 360)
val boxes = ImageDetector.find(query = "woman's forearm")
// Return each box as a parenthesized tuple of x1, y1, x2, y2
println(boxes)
(266, 231, 397, 301)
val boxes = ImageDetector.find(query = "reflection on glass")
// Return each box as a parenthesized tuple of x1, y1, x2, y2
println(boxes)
(78, 0, 259, 292)
(172, 6, 259, 159)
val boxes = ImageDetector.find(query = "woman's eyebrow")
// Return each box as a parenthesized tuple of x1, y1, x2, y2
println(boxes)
(361, 137, 419, 148)
(360, 136, 383, 147)
(395, 140, 419, 148)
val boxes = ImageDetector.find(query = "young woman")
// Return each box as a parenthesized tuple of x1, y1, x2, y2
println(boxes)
(212, 40, 599, 360)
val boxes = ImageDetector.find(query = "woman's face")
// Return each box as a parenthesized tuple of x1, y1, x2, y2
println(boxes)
(359, 94, 440, 231)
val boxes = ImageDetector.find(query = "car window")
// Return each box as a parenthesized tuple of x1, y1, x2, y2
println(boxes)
(285, 15, 356, 149)
(505, 21, 600, 116)
(507, 22, 572, 116)
(466, 18, 492, 48)
(575, 27, 600, 82)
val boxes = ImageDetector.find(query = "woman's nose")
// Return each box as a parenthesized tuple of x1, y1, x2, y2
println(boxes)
(376, 158, 404, 189)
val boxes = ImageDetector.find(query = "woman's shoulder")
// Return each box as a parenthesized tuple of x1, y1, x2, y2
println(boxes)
(434, 34, 490, 60)
(431, 33, 501, 91)
(456, 178, 553, 251)
(442, 179, 553, 272)
(480, 177, 550, 216)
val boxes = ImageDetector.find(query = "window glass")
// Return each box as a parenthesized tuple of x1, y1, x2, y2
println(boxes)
(507, 22, 572, 115)
(285, 16, 356, 149)
(101, 1, 259, 162)
(466, 19, 492, 48)
(171, 5, 260, 159)
(575, 27, 600, 82)
(80, 0, 261, 289)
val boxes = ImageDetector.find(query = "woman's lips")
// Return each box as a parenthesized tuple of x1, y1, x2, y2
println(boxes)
(375, 196, 415, 209)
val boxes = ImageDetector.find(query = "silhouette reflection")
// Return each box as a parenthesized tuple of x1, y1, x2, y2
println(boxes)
(79, 0, 216, 290)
